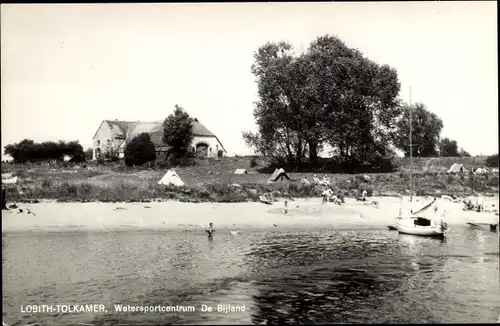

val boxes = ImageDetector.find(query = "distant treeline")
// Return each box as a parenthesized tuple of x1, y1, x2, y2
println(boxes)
(4, 139, 86, 163)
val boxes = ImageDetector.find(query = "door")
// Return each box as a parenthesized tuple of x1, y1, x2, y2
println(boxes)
(196, 143, 209, 158)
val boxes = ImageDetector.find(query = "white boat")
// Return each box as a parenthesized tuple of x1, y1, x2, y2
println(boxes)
(396, 216, 446, 238)
(396, 197, 447, 238)
(394, 87, 447, 238)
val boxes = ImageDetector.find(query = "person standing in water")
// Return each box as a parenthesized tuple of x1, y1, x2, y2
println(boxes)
(206, 222, 215, 242)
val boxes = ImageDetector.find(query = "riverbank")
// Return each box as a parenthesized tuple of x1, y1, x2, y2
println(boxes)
(2, 196, 498, 233)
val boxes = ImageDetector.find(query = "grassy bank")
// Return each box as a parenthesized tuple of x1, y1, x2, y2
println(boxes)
(2, 158, 498, 203)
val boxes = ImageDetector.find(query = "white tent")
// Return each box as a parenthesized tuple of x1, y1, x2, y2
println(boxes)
(447, 163, 467, 174)
(2, 173, 13, 179)
(268, 168, 290, 182)
(157, 170, 185, 187)
(234, 169, 248, 175)
(2, 176, 18, 184)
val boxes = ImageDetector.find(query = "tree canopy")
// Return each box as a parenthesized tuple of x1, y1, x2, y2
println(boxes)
(394, 103, 443, 157)
(243, 35, 402, 169)
(124, 133, 156, 166)
(438, 137, 459, 157)
(4, 139, 86, 163)
(162, 105, 194, 159)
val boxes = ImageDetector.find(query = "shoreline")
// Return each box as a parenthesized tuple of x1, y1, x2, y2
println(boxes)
(2, 196, 498, 233)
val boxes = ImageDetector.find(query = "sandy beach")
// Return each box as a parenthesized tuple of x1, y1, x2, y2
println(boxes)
(2, 196, 498, 233)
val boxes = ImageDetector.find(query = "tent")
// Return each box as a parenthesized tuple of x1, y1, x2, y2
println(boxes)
(234, 169, 248, 175)
(2, 176, 18, 184)
(447, 163, 467, 174)
(157, 170, 185, 187)
(268, 168, 290, 182)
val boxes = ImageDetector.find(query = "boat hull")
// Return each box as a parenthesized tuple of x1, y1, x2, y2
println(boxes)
(396, 218, 445, 238)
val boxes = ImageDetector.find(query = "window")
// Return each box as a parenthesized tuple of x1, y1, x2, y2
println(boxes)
(97, 140, 100, 146)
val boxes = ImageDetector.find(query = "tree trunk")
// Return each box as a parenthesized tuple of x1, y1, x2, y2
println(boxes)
(308, 141, 318, 165)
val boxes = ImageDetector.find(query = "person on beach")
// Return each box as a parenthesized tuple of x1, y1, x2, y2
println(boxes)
(284, 200, 288, 214)
(476, 194, 484, 212)
(361, 190, 368, 202)
(206, 222, 215, 242)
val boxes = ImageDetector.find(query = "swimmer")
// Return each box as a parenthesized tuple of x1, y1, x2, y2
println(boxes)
(206, 222, 215, 242)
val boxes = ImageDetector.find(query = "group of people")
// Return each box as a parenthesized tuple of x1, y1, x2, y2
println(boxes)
(205, 222, 241, 242)
(462, 194, 485, 212)
(321, 188, 348, 205)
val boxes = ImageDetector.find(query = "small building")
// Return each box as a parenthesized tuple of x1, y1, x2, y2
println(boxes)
(92, 118, 226, 160)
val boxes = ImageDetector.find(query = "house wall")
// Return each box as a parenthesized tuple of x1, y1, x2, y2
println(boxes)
(92, 122, 125, 160)
(190, 136, 225, 158)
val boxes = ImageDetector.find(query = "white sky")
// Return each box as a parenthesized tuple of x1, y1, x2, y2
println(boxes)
(1, 2, 498, 159)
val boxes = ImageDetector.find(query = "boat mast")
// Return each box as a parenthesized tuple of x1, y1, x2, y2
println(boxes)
(409, 86, 413, 203)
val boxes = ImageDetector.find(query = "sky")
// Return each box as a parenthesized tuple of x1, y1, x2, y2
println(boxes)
(1, 2, 498, 159)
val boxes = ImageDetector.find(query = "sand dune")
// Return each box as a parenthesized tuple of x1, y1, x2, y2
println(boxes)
(2, 196, 498, 233)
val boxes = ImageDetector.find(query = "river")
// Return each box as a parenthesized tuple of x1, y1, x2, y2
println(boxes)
(2, 226, 499, 325)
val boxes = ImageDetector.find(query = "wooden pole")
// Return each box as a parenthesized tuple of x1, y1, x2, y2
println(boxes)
(409, 86, 413, 203)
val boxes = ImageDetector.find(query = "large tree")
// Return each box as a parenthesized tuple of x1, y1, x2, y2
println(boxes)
(439, 137, 459, 157)
(124, 133, 156, 166)
(162, 105, 194, 159)
(395, 102, 443, 157)
(243, 35, 401, 167)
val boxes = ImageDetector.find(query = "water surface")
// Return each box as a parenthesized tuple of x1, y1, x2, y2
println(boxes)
(3, 226, 499, 325)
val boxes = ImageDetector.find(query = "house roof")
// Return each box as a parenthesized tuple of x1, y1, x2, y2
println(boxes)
(191, 119, 215, 137)
(105, 120, 133, 137)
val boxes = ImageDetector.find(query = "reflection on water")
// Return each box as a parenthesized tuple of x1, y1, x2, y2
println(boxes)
(2, 227, 499, 325)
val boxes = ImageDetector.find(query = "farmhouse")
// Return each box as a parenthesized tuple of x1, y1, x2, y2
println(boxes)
(92, 118, 226, 160)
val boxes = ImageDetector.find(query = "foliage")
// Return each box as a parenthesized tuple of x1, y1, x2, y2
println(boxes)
(124, 133, 156, 167)
(438, 137, 459, 157)
(162, 105, 194, 159)
(250, 157, 258, 168)
(486, 154, 499, 167)
(243, 35, 401, 169)
(394, 103, 443, 157)
(438, 137, 471, 157)
(4, 139, 86, 163)
(459, 148, 471, 157)
(85, 148, 94, 161)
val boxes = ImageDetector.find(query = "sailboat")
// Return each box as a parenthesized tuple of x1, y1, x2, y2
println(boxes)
(393, 87, 447, 238)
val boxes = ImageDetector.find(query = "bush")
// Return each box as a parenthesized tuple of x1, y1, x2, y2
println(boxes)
(250, 157, 258, 168)
(486, 154, 499, 168)
(124, 133, 156, 167)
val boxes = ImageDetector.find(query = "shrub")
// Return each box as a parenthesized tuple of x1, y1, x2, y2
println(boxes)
(124, 133, 156, 167)
(250, 157, 258, 168)
(486, 154, 499, 168)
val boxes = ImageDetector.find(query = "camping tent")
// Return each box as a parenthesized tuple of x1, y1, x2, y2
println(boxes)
(234, 169, 248, 175)
(268, 168, 290, 182)
(2, 176, 18, 184)
(158, 170, 185, 187)
(447, 163, 467, 174)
